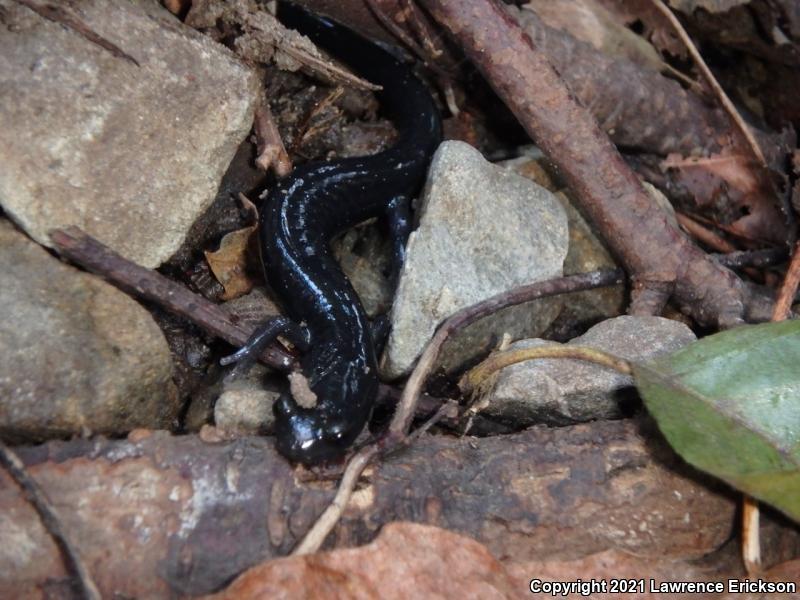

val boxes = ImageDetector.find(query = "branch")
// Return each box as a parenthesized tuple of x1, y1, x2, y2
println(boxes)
(49, 227, 297, 372)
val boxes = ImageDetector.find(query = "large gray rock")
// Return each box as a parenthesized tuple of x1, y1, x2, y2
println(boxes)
(0, 0, 259, 267)
(483, 315, 696, 426)
(382, 141, 569, 378)
(0, 221, 177, 441)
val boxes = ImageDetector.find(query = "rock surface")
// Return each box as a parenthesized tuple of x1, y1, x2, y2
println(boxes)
(382, 141, 569, 378)
(0, 0, 259, 267)
(214, 365, 281, 436)
(484, 316, 696, 426)
(0, 221, 177, 441)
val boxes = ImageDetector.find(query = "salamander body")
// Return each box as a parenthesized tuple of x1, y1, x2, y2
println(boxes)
(263, 3, 441, 464)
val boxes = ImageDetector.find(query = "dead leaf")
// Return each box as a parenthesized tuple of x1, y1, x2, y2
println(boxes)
(202, 522, 520, 599)
(595, 0, 688, 59)
(204, 194, 259, 301)
(525, 0, 666, 71)
(662, 152, 786, 243)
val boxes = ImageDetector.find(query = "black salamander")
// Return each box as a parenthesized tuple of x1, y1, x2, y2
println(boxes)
(233, 3, 441, 464)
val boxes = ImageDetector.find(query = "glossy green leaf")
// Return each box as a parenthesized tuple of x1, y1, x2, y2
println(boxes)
(633, 320, 800, 522)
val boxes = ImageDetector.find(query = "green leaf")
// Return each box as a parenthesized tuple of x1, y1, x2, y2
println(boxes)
(633, 320, 800, 522)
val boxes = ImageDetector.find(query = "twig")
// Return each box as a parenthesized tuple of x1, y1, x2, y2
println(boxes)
(0, 441, 102, 600)
(459, 345, 632, 396)
(676, 213, 737, 254)
(48, 227, 467, 422)
(49, 227, 297, 372)
(649, 0, 766, 169)
(742, 496, 761, 575)
(292, 444, 380, 555)
(363, 0, 453, 87)
(400, 0, 444, 58)
(770, 241, 800, 321)
(364, 0, 429, 61)
(715, 247, 787, 270)
(254, 101, 292, 177)
(13, 0, 139, 66)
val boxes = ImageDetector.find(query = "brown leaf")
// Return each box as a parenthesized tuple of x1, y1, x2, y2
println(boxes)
(525, 0, 666, 71)
(202, 523, 520, 599)
(662, 152, 786, 243)
(204, 194, 260, 301)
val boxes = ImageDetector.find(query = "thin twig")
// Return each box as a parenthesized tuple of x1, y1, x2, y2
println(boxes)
(362, 0, 452, 81)
(49, 227, 297, 372)
(401, 0, 444, 58)
(254, 101, 292, 177)
(742, 496, 761, 575)
(676, 213, 737, 253)
(771, 241, 800, 321)
(292, 444, 380, 555)
(364, 0, 429, 61)
(13, 0, 139, 66)
(0, 442, 102, 600)
(649, 0, 766, 168)
(459, 345, 632, 396)
(711, 247, 786, 270)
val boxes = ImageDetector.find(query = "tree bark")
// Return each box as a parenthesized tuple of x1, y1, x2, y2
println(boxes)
(0, 419, 737, 597)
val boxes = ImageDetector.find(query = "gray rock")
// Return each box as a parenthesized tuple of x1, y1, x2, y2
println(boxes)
(0, 0, 259, 268)
(0, 221, 177, 441)
(334, 222, 393, 318)
(484, 315, 696, 426)
(502, 157, 624, 340)
(214, 365, 281, 436)
(547, 192, 625, 339)
(382, 141, 569, 378)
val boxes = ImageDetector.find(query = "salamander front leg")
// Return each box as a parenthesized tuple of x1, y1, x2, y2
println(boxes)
(221, 316, 311, 378)
(369, 314, 391, 355)
(385, 194, 412, 285)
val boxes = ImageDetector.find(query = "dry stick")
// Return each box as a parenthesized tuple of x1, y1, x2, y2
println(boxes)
(676, 214, 764, 282)
(362, 0, 453, 84)
(0, 442, 102, 600)
(770, 241, 800, 321)
(49, 227, 297, 372)
(254, 101, 292, 177)
(459, 345, 632, 397)
(649, 0, 767, 168)
(292, 268, 624, 554)
(676, 213, 737, 254)
(744, 241, 800, 573)
(13, 0, 140, 66)
(364, 0, 429, 61)
(417, 0, 756, 327)
(715, 247, 786, 270)
(400, 0, 444, 58)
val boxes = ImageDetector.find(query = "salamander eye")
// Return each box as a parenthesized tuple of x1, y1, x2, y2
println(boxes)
(325, 422, 348, 441)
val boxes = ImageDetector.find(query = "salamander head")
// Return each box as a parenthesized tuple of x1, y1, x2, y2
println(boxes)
(273, 393, 359, 465)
